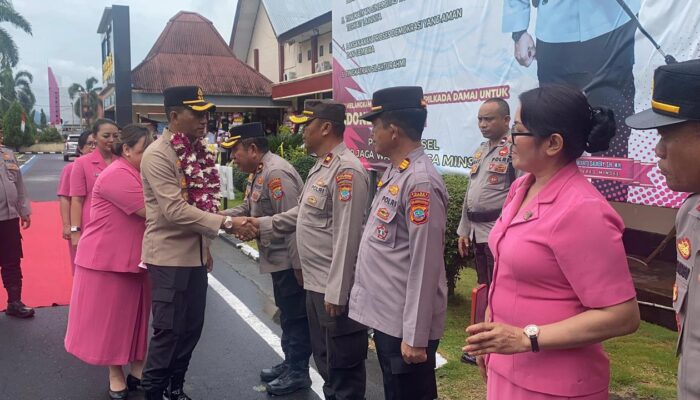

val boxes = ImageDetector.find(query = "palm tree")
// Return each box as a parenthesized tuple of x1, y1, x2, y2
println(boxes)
(0, 0, 32, 67)
(13, 69, 34, 113)
(68, 77, 101, 127)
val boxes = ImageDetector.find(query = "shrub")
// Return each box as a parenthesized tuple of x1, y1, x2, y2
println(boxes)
(290, 153, 316, 182)
(442, 174, 471, 296)
(230, 165, 250, 193)
(38, 126, 63, 143)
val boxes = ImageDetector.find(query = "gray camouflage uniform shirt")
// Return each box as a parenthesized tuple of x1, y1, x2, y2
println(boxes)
(259, 142, 369, 305)
(224, 151, 303, 273)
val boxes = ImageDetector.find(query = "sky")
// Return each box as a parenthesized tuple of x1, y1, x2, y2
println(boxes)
(8, 0, 238, 123)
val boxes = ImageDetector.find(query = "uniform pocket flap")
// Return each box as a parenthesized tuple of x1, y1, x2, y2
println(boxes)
(152, 287, 176, 303)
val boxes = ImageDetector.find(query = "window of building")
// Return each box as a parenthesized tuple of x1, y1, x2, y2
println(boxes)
(319, 45, 324, 57)
(329, 43, 332, 54)
(307, 50, 312, 61)
(253, 49, 259, 71)
(298, 53, 302, 63)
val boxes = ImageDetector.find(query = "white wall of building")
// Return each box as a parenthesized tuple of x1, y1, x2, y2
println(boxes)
(247, 5, 279, 82)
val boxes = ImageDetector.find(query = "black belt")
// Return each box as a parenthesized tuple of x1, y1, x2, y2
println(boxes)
(467, 209, 502, 223)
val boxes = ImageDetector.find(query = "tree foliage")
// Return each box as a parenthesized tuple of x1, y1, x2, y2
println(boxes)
(3, 100, 32, 149)
(0, 0, 32, 67)
(68, 77, 101, 127)
(38, 126, 62, 143)
(39, 108, 46, 127)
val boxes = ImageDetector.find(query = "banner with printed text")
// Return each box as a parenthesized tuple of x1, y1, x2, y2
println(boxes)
(333, 0, 700, 208)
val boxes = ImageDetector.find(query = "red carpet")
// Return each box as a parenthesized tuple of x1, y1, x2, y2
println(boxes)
(0, 201, 73, 310)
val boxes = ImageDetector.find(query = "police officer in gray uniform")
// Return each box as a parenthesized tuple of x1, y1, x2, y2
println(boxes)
(457, 98, 517, 364)
(626, 59, 700, 400)
(221, 122, 312, 395)
(458, 98, 516, 287)
(252, 100, 370, 400)
(349, 86, 448, 400)
(0, 136, 34, 318)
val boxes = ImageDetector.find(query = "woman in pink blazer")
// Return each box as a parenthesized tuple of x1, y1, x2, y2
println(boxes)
(65, 125, 153, 400)
(464, 85, 640, 399)
(57, 131, 95, 273)
(69, 119, 118, 247)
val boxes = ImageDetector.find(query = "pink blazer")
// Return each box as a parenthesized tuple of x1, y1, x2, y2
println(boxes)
(69, 151, 108, 227)
(486, 162, 636, 397)
(74, 157, 145, 273)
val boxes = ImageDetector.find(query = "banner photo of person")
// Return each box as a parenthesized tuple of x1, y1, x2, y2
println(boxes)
(332, 0, 700, 208)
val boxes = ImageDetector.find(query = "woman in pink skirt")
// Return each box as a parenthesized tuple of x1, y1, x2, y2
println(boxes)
(464, 85, 640, 399)
(69, 119, 118, 247)
(65, 124, 153, 399)
(57, 131, 95, 274)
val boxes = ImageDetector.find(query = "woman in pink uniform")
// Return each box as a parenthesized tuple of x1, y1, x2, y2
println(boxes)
(57, 131, 95, 273)
(65, 125, 153, 400)
(69, 119, 118, 247)
(464, 85, 640, 399)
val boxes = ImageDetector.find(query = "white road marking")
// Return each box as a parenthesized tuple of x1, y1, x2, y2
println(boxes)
(208, 275, 325, 398)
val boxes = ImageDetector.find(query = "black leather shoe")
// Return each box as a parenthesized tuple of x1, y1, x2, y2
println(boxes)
(265, 369, 312, 396)
(460, 352, 477, 365)
(126, 374, 142, 391)
(108, 387, 129, 399)
(260, 362, 288, 383)
(164, 388, 192, 400)
(5, 301, 35, 318)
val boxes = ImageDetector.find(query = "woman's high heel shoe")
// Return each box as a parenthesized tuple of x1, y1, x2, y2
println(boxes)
(108, 387, 128, 399)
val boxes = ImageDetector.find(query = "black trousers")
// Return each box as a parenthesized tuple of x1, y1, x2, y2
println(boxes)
(271, 268, 311, 371)
(374, 331, 439, 400)
(472, 240, 494, 289)
(537, 20, 636, 202)
(306, 290, 367, 400)
(141, 265, 208, 393)
(0, 218, 23, 294)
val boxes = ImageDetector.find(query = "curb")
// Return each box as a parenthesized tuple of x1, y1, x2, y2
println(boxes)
(17, 151, 62, 154)
(217, 231, 449, 369)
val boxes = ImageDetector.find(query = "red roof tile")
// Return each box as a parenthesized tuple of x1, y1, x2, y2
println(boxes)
(132, 11, 271, 97)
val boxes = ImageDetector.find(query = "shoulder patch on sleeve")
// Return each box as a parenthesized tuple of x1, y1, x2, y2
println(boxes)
(408, 191, 430, 225)
(268, 177, 284, 200)
(336, 172, 353, 202)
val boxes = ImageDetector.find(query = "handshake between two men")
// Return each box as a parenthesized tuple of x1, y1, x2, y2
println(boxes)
(222, 216, 260, 242)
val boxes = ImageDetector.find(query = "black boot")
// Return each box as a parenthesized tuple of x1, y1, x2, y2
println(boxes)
(164, 377, 192, 400)
(144, 390, 165, 400)
(5, 286, 34, 318)
(164, 387, 191, 400)
(260, 361, 288, 383)
(265, 368, 311, 396)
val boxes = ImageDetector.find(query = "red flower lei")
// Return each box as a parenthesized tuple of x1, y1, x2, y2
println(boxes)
(170, 131, 221, 213)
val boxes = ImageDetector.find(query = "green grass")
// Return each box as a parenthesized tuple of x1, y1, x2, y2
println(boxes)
(436, 270, 677, 399)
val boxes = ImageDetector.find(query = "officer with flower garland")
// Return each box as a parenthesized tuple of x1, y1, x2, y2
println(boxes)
(220, 122, 312, 395)
(349, 86, 448, 400)
(140, 86, 252, 400)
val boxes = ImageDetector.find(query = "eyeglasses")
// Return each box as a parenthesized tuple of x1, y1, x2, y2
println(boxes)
(86, 141, 97, 147)
(510, 131, 535, 142)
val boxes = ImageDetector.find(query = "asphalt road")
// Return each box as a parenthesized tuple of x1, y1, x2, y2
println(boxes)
(0, 155, 384, 400)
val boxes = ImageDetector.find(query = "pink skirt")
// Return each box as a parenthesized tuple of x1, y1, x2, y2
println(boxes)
(487, 369, 609, 400)
(65, 265, 151, 365)
(68, 242, 76, 275)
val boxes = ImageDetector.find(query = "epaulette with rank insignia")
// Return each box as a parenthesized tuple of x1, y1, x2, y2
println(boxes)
(323, 153, 333, 165)
(398, 158, 410, 172)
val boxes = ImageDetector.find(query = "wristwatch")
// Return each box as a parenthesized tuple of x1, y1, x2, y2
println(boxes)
(223, 216, 234, 230)
(523, 324, 540, 352)
(70, 226, 81, 233)
(512, 30, 527, 42)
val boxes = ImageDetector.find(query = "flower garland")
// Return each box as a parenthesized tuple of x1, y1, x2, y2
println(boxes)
(170, 131, 221, 213)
